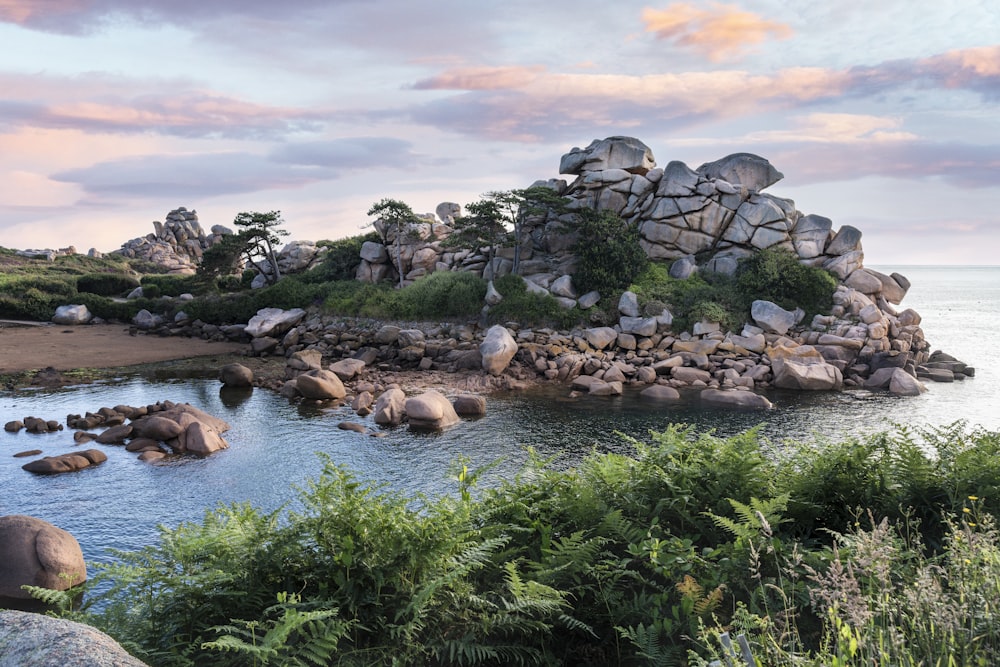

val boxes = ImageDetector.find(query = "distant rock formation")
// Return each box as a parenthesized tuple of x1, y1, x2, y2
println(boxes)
(353, 136, 908, 316)
(114, 207, 231, 274)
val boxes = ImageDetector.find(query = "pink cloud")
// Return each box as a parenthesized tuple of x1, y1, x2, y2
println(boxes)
(641, 2, 793, 62)
(0, 73, 325, 138)
(412, 65, 546, 91)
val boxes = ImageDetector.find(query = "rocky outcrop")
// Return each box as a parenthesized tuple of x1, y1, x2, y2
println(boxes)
(62, 400, 230, 459)
(115, 207, 229, 274)
(0, 516, 86, 608)
(352, 137, 913, 318)
(0, 610, 149, 666)
(251, 240, 328, 287)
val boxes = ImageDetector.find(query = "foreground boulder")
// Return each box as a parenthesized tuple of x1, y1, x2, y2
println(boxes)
(0, 516, 86, 608)
(0, 610, 149, 666)
(769, 345, 843, 391)
(404, 390, 460, 430)
(129, 403, 230, 455)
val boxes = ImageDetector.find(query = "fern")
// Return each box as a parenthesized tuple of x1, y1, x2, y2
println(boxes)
(20, 584, 77, 612)
(203, 592, 350, 666)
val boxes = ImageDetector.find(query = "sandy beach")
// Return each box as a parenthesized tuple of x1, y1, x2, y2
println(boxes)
(0, 322, 246, 374)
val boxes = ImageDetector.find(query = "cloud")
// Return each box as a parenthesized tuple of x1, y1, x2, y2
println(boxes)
(403, 46, 1000, 143)
(769, 140, 1000, 189)
(743, 113, 918, 144)
(412, 66, 547, 91)
(269, 136, 433, 169)
(51, 152, 324, 198)
(641, 2, 793, 62)
(49, 137, 435, 198)
(0, 0, 338, 33)
(0, 72, 326, 139)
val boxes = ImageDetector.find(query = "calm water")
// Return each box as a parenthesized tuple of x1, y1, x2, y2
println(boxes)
(1, 265, 998, 571)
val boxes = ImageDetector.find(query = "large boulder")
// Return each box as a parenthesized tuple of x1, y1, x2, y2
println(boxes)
(0, 516, 86, 606)
(51, 304, 92, 325)
(751, 300, 799, 336)
(329, 358, 366, 381)
(373, 387, 406, 425)
(404, 390, 460, 430)
(296, 371, 347, 400)
(639, 385, 681, 402)
(480, 325, 517, 375)
(219, 363, 254, 388)
(0, 610, 149, 666)
(244, 307, 306, 338)
(559, 136, 655, 175)
(769, 345, 844, 391)
(696, 153, 783, 191)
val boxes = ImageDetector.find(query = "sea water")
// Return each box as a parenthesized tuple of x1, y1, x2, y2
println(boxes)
(1, 265, 998, 568)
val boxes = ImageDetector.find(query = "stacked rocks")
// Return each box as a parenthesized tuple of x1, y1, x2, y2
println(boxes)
(115, 207, 231, 274)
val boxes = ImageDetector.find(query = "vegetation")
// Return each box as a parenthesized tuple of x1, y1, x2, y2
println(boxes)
(368, 199, 422, 288)
(486, 274, 581, 329)
(232, 211, 291, 286)
(629, 248, 837, 332)
(569, 209, 649, 298)
(46, 423, 1000, 666)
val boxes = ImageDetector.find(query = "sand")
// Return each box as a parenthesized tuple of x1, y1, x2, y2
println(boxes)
(0, 322, 245, 374)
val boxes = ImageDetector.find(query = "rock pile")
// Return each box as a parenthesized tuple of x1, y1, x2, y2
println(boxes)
(114, 207, 232, 274)
(65, 401, 231, 460)
(354, 136, 911, 317)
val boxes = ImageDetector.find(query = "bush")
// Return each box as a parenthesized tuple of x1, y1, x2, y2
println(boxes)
(55, 424, 1000, 666)
(735, 247, 837, 319)
(305, 232, 381, 283)
(488, 274, 582, 328)
(393, 271, 487, 319)
(570, 209, 649, 297)
(140, 274, 202, 297)
(76, 272, 140, 297)
(0, 275, 77, 321)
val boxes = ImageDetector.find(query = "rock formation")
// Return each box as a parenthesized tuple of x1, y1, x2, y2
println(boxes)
(114, 207, 231, 274)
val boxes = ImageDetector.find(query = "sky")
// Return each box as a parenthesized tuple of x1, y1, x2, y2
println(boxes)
(1, 1, 998, 265)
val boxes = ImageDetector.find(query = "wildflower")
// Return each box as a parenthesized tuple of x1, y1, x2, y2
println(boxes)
(963, 507, 972, 514)
(968, 495, 979, 501)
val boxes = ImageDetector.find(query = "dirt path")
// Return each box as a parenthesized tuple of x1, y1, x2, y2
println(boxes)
(0, 322, 246, 373)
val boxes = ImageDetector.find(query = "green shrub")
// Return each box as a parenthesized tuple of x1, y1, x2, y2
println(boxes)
(735, 247, 837, 319)
(393, 271, 487, 319)
(140, 274, 202, 297)
(322, 281, 397, 318)
(570, 209, 649, 297)
(488, 274, 581, 328)
(76, 272, 140, 297)
(54, 424, 1000, 666)
(304, 232, 380, 283)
